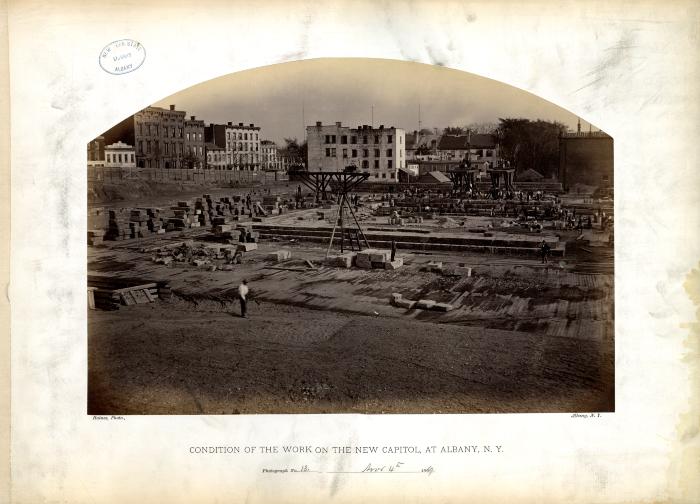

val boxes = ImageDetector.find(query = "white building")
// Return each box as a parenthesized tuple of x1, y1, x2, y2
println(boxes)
(306, 122, 405, 182)
(260, 140, 281, 171)
(225, 122, 261, 171)
(104, 141, 136, 168)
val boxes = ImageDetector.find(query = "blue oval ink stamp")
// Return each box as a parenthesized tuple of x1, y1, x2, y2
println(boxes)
(99, 39, 146, 75)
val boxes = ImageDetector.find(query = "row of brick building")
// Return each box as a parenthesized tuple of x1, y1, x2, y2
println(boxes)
(91, 104, 284, 172)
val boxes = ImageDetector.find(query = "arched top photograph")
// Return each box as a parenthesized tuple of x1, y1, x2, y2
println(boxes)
(87, 58, 614, 415)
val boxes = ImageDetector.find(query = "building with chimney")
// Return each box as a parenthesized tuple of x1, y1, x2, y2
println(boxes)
(437, 133, 499, 165)
(204, 122, 261, 170)
(559, 129, 613, 189)
(306, 122, 406, 182)
(102, 104, 187, 169)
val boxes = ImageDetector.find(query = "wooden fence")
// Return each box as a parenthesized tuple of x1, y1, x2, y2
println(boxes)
(88, 166, 288, 185)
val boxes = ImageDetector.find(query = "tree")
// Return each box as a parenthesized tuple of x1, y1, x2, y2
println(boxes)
(465, 122, 498, 134)
(443, 126, 465, 135)
(181, 150, 199, 169)
(282, 137, 308, 168)
(495, 118, 566, 178)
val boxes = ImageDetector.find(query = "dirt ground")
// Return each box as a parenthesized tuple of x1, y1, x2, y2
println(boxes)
(87, 193, 614, 415)
(88, 300, 613, 415)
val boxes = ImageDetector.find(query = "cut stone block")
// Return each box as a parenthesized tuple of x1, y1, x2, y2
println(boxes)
(267, 250, 292, 262)
(325, 252, 355, 268)
(415, 299, 436, 310)
(390, 293, 403, 304)
(213, 224, 232, 234)
(432, 302, 455, 312)
(237, 243, 258, 252)
(384, 258, 404, 270)
(395, 298, 416, 309)
(369, 250, 391, 263)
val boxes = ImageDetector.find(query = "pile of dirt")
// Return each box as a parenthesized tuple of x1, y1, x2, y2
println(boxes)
(88, 179, 265, 206)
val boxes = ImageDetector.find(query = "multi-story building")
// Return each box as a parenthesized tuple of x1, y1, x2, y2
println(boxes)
(260, 140, 280, 171)
(559, 130, 613, 189)
(184, 115, 205, 169)
(87, 136, 105, 168)
(102, 104, 187, 169)
(227, 122, 261, 171)
(205, 143, 226, 170)
(306, 122, 406, 182)
(104, 141, 136, 168)
(437, 133, 499, 166)
(204, 122, 261, 170)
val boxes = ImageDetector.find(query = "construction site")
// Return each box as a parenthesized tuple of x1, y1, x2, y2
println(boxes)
(87, 165, 614, 415)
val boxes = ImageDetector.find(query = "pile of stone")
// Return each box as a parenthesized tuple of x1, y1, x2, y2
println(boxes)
(151, 240, 249, 269)
(324, 248, 403, 270)
(87, 230, 103, 246)
(391, 293, 454, 312)
(387, 210, 424, 226)
(355, 249, 403, 270)
(211, 221, 260, 247)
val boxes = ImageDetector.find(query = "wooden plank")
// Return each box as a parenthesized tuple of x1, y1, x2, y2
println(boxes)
(114, 283, 158, 294)
(131, 289, 150, 304)
(143, 289, 156, 302)
(120, 292, 136, 305)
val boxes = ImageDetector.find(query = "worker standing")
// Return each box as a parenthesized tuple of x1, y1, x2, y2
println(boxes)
(238, 279, 249, 318)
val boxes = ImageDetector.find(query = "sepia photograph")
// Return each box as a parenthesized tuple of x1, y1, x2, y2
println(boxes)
(86, 58, 614, 415)
(7, 1, 700, 502)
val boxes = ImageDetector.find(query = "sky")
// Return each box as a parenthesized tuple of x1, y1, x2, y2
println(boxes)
(154, 58, 591, 145)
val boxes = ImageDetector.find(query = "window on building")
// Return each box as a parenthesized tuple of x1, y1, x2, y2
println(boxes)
(351, 136, 357, 144)
(363, 149, 368, 158)
(362, 160, 369, 169)
(138, 124, 143, 135)
(342, 149, 348, 158)
(165, 143, 169, 154)
(388, 159, 393, 168)
(386, 149, 392, 157)
(388, 135, 393, 143)
(400, 136, 402, 144)
(363, 136, 368, 144)
(332, 135, 337, 143)
(374, 149, 380, 157)
(146, 141, 151, 153)
(244, 133, 248, 140)
(179, 128, 183, 138)
(352, 149, 357, 158)
(130, 154, 134, 163)
(106, 154, 111, 163)
(341, 135, 347, 144)
(138, 141, 143, 154)
(374, 135, 379, 143)
(186, 133, 190, 141)
(331, 148, 336, 156)
(325, 148, 331, 157)
(381, 173, 386, 178)
(238, 142, 242, 150)
(374, 159, 379, 169)
(199, 133, 202, 141)
(390, 172, 395, 179)
(255, 133, 258, 141)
